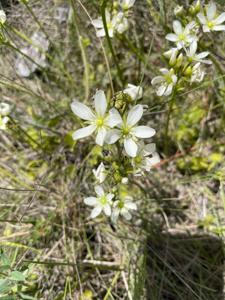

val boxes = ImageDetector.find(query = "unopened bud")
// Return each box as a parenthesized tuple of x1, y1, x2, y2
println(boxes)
(174, 5, 184, 17)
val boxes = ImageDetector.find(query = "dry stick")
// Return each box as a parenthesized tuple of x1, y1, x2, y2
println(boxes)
(77, 0, 114, 94)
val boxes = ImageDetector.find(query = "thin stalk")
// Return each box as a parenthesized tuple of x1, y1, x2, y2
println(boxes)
(164, 92, 176, 155)
(101, 0, 124, 87)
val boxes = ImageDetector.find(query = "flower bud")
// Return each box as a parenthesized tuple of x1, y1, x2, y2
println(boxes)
(175, 53, 183, 68)
(184, 66, 192, 76)
(174, 5, 184, 17)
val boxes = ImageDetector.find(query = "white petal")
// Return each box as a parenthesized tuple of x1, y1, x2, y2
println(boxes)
(72, 125, 96, 140)
(92, 19, 103, 28)
(213, 25, 225, 31)
(142, 143, 156, 156)
(105, 129, 121, 144)
(94, 90, 107, 116)
(156, 84, 167, 96)
(173, 20, 182, 35)
(95, 185, 104, 197)
(202, 25, 210, 32)
(96, 28, 106, 37)
(106, 193, 114, 201)
(126, 105, 143, 127)
(125, 202, 137, 210)
(132, 126, 156, 138)
(107, 108, 122, 127)
(124, 138, 138, 157)
(71, 101, 95, 121)
(166, 33, 178, 42)
(215, 13, 225, 25)
(91, 206, 102, 218)
(111, 209, 120, 223)
(164, 83, 173, 96)
(122, 211, 132, 220)
(103, 204, 111, 216)
(146, 152, 160, 166)
(197, 13, 207, 25)
(84, 197, 98, 206)
(151, 76, 164, 85)
(190, 41, 197, 56)
(197, 51, 209, 59)
(207, 2, 217, 21)
(95, 127, 107, 146)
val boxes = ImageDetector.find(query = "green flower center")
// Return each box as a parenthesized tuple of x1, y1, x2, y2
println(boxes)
(207, 21, 214, 29)
(96, 117, 105, 128)
(134, 155, 142, 165)
(122, 125, 131, 137)
(165, 74, 173, 84)
(178, 33, 186, 41)
(117, 201, 124, 209)
(100, 195, 107, 205)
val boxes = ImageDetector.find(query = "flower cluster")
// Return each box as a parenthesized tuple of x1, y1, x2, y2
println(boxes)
(71, 84, 159, 221)
(92, 0, 135, 38)
(151, 1, 225, 96)
(0, 102, 11, 130)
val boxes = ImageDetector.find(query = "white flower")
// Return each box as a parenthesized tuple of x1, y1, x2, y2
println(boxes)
(93, 162, 106, 183)
(164, 48, 183, 67)
(106, 105, 156, 157)
(197, 2, 225, 32)
(123, 84, 143, 101)
(191, 62, 205, 83)
(121, 177, 129, 184)
(120, 0, 136, 10)
(0, 102, 11, 116)
(111, 196, 137, 222)
(186, 41, 211, 64)
(114, 12, 129, 34)
(84, 185, 114, 219)
(0, 10, 6, 25)
(71, 90, 120, 146)
(0, 116, 9, 130)
(166, 20, 197, 49)
(132, 143, 160, 175)
(151, 68, 177, 96)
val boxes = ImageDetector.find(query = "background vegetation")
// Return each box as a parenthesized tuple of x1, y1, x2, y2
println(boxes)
(0, 0, 224, 299)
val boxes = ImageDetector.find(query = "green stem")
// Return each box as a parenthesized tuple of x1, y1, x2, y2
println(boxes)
(164, 92, 176, 155)
(101, 0, 124, 87)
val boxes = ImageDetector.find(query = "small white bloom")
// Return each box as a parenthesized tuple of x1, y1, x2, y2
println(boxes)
(111, 196, 137, 222)
(120, 0, 136, 10)
(121, 177, 129, 184)
(71, 90, 121, 146)
(186, 41, 211, 64)
(114, 12, 129, 34)
(84, 185, 114, 219)
(166, 20, 198, 49)
(123, 84, 143, 101)
(151, 68, 177, 96)
(191, 62, 205, 83)
(106, 105, 156, 157)
(197, 2, 225, 32)
(0, 116, 9, 130)
(93, 162, 106, 183)
(0, 102, 11, 116)
(0, 10, 6, 25)
(132, 143, 160, 175)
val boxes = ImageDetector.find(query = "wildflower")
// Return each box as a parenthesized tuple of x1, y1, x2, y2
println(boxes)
(84, 185, 114, 218)
(114, 12, 129, 34)
(121, 177, 129, 184)
(174, 5, 184, 17)
(120, 0, 136, 10)
(163, 48, 183, 67)
(71, 90, 120, 146)
(0, 102, 11, 116)
(190, 62, 205, 82)
(186, 41, 211, 64)
(106, 105, 156, 157)
(111, 196, 137, 222)
(123, 84, 143, 101)
(166, 20, 197, 49)
(0, 116, 9, 130)
(0, 10, 6, 25)
(197, 2, 225, 32)
(151, 68, 177, 96)
(132, 143, 160, 174)
(93, 162, 106, 183)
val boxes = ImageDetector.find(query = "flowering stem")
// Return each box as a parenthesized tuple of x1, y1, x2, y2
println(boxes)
(101, 0, 124, 88)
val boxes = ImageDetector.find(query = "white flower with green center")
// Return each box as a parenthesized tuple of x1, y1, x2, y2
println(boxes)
(166, 20, 197, 49)
(93, 162, 106, 184)
(111, 196, 137, 222)
(0, 116, 9, 130)
(71, 90, 120, 146)
(92, 10, 116, 38)
(191, 62, 205, 83)
(123, 84, 143, 101)
(132, 143, 160, 175)
(120, 0, 136, 10)
(0, 102, 11, 116)
(84, 186, 114, 219)
(0, 10, 6, 25)
(151, 68, 177, 96)
(197, 2, 225, 32)
(186, 41, 211, 65)
(106, 105, 156, 157)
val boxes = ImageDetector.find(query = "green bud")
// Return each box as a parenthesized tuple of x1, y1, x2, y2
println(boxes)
(184, 66, 192, 76)
(175, 53, 183, 68)
(174, 5, 184, 17)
